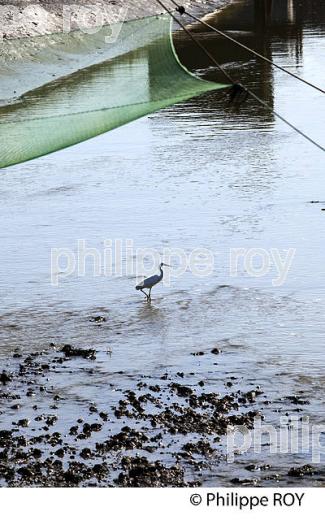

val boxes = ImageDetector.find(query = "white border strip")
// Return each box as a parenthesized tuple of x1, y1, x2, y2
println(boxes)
(0, 488, 323, 519)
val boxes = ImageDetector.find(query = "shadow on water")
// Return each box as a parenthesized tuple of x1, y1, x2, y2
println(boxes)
(174, 0, 325, 118)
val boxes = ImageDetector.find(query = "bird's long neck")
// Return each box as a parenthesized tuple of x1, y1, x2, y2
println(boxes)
(159, 265, 164, 281)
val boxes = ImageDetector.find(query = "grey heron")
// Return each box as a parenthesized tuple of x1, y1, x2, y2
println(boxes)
(136, 263, 170, 301)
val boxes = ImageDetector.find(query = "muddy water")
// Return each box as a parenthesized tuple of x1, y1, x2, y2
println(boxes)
(0, 0, 325, 486)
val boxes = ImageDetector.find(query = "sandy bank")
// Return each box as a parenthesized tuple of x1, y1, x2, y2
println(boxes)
(0, 0, 229, 39)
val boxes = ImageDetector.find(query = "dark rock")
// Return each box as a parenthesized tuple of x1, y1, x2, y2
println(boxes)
(64, 470, 82, 485)
(170, 383, 193, 398)
(89, 316, 107, 323)
(45, 416, 58, 427)
(0, 430, 13, 448)
(55, 448, 65, 458)
(31, 448, 42, 459)
(231, 477, 259, 486)
(286, 395, 310, 405)
(90, 423, 102, 432)
(17, 466, 33, 479)
(92, 463, 108, 477)
(149, 385, 161, 393)
(182, 441, 215, 456)
(61, 345, 96, 360)
(80, 448, 92, 460)
(288, 465, 316, 477)
(0, 371, 13, 385)
(116, 456, 187, 487)
(17, 419, 30, 428)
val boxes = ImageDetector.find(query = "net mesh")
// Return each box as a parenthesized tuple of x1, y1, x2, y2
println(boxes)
(0, 14, 227, 169)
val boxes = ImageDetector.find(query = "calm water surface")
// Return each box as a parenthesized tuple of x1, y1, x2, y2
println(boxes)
(0, 0, 324, 484)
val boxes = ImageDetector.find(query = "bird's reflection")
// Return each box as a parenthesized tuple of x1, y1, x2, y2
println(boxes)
(136, 299, 166, 323)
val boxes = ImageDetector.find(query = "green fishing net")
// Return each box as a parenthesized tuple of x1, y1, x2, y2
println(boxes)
(0, 14, 227, 169)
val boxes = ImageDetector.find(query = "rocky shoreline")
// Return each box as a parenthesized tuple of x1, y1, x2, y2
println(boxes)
(0, 0, 229, 39)
(0, 338, 319, 487)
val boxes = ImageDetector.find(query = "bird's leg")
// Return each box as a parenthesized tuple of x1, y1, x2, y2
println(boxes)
(140, 289, 149, 300)
(148, 288, 152, 301)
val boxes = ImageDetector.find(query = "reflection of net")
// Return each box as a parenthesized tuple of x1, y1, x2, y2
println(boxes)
(0, 15, 227, 169)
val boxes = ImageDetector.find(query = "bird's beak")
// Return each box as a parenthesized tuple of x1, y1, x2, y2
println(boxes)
(163, 263, 171, 267)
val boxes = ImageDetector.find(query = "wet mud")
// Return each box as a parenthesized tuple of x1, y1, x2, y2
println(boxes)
(0, 341, 322, 487)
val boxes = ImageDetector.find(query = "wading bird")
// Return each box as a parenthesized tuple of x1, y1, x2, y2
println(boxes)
(136, 263, 170, 301)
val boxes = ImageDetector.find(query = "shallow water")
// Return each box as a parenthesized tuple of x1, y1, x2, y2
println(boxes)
(0, 0, 324, 485)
